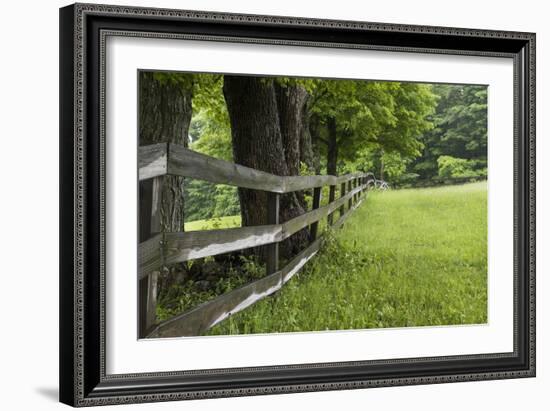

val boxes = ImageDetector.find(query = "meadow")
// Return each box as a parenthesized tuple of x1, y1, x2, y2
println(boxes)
(184, 214, 241, 231)
(205, 181, 488, 335)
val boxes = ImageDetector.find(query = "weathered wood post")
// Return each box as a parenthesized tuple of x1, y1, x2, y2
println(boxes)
(327, 184, 336, 226)
(139, 176, 162, 338)
(354, 177, 359, 203)
(348, 180, 353, 210)
(266, 192, 280, 275)
(310, 186, 322, 241)
(340, 182, 346, 218)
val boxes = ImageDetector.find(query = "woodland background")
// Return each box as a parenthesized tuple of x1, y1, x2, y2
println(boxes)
(139, 73, 488, 225)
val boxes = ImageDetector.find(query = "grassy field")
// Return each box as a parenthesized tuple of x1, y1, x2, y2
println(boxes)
(184, 215, 241, 231)
(206, 182, 488, 335)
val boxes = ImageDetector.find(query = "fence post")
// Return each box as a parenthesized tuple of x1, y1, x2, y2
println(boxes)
(266, 192, 280, 275)
(354, 178, 359, 203)
(348, 180, 353, 210)
(339, 182, 346, 217)
(310, 187, 322, 240)
(139, 176, 162, 338)
(327, 184, 336, 225)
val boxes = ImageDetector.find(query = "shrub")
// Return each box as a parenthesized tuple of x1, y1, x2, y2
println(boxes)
(437, 155, 486, 179)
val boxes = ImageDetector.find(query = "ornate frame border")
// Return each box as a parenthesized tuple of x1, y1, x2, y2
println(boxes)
(59, 3, 535, 407)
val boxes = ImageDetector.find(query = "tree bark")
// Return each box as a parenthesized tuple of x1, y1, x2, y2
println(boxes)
(274, 83, 311, 211)
(274, 83, 309, 176)
(139, 72, 193, 292)
(223, 76, 308, 259)
(139, 72, 193, 233)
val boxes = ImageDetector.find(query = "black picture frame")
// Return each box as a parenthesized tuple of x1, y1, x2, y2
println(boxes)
(59, 3, 536, 407)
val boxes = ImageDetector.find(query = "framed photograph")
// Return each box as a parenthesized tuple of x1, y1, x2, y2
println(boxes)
(59, 3, 535, 407)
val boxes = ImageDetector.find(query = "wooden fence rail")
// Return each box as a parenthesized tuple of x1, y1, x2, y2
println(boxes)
(138, 143, 373, 338)
(139, 143, 365, 190)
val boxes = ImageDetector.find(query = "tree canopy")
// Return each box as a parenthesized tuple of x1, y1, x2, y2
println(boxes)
(410, 84, 488, 182)
(141, 71, 487, 223)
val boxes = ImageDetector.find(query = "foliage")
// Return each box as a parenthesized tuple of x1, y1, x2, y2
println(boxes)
(184, 180, 240, 222)
(206, 182, 488, 335)
(437, 155, 487, 179)
(189, 74, 233, 159)
(308, 80, 436, 170)
(148, 72, 486, 189)
(185, 75, 236, 222)
(340, 146, 375, 174)
(156, 254, 265, 321)
(190, 111, 233, 160)
(154, 73, 487, 227)
(212, 184, 241, 217)
(345, 148, 412, 184)
(376, 82, 437, 157)
(412, 84, 488, 181)
(152, 71, 195, 93)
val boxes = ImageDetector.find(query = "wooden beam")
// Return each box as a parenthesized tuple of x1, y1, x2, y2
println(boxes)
(138, 233, 162, 280)
(284, 175, 334, 191)
(138, 179, 163, 279)
(139, 143, 368, 193)
(348, 180, 353, 210)
(266, 192, 280, 275)
(150, 184, 365, 265)
(138, 143, 167, 181)
(136, 144, 374, 337)
(168, 143, 285, 193)
(138, 175, 163, 337)
(150, 177, 162, 234)
(148, 237, 322, 338)
(281, 237, 322, 284)
(282, 184, 364, 239)
(163, 224, 282, 264)
(327, 184, 336, 226)
(339, 182, 346, 218)
(310, 187, 322, 240)
(143, 184, 368, 338)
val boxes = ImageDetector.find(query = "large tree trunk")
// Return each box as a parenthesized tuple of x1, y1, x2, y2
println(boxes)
(274, 83, 311, 212)
(139, 72, 193, 291)
(223, 76, 308, 259)
(139, 72, 193, 232)
(274, 83, 309, 175)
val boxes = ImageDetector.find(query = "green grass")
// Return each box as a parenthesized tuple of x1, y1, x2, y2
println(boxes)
(184, 215, 241, 231)
(206, 182, 487, 335)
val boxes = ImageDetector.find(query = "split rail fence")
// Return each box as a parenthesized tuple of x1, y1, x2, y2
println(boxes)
(139, 143, 373, 338)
